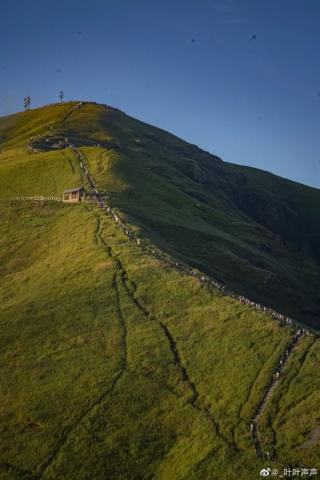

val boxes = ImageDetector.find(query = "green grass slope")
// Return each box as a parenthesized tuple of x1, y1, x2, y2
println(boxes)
(1, 101, 319, 327)
(1, 102, 320, 479)
(1, 201, 320, 479)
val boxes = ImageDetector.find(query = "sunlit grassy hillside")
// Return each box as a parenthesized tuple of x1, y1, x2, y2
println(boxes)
(1, 102, 320, 479)
(1, 201, 320, 480)
(1, 101, 319, 327)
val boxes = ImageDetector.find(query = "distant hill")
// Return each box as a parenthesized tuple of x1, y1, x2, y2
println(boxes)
(1, 102, 320, 479)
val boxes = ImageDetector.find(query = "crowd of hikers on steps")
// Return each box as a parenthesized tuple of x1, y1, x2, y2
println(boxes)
(26, 99, 122, 153)
(27, 101, 84, 153)
(249, 327, 308, 458)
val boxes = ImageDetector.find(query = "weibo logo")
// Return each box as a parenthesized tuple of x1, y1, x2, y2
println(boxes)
(260, 468, 271, 477)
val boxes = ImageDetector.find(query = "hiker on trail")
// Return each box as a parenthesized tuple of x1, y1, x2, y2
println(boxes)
(24, 97, 28, 111)
(59, 90, 64, 103)
(27, 96, 31, 110)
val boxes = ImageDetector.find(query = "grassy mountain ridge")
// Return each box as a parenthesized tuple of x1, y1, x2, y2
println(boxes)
(1, 102, 320, 479)
(24, 100, 319, 327)
(1, 101, 319, 327)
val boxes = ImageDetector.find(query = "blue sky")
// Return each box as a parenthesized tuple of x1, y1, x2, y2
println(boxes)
(1, 0, 320, 188)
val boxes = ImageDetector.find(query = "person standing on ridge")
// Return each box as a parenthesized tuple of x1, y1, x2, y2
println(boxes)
(59, 90, 64, 103)
(27, 96, 31, 110)
(23, 97, 28, 111)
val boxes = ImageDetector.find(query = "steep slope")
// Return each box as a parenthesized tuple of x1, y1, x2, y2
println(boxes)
(0, 103, 320, 328)
(1, 200, 320, 479)
(2, 101, 317, 327)
(83, 109, 320, 328)
(1, 102, 320, 479)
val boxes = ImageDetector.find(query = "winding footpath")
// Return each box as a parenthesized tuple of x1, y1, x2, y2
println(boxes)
(96, 218, 234, 449)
